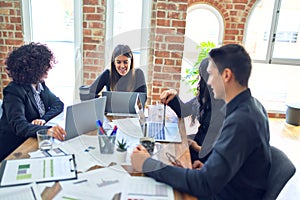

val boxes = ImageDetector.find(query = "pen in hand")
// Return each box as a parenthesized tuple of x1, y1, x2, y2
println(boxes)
(163, 104, 166, 128)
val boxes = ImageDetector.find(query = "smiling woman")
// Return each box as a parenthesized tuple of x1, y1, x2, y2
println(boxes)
(84, 44, 147, 99)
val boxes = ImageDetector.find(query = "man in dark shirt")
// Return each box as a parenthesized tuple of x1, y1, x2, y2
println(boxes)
(131, 44, 271, 200)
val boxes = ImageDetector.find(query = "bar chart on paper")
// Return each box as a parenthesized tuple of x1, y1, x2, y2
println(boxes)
(16, 164, 32, 180)
(121, 176, 174, 200)
(0, 155, 77, 187)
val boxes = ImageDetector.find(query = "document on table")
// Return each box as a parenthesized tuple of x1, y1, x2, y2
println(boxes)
(121, 176, 174, 200)
(0, 155, 77, 187)
(0, 182, 42, 200)
(53, 166, 130, 200)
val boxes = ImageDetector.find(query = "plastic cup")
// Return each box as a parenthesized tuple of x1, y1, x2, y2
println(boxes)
(98, 135, 116, 154)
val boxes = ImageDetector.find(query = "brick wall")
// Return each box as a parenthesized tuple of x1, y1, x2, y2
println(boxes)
(82, 0, 106, 85)
(0, 0, 24, 99)
(148, 0, 188, 104)
(0, 0, 257, 102)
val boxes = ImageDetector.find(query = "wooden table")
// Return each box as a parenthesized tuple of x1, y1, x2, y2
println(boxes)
(3, 118, 197, 200)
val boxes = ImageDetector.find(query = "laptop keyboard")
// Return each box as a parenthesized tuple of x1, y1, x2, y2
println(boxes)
(148, 122, 165, 140)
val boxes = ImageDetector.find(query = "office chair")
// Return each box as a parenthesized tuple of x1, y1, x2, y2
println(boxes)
(79, 74, 102, 101)
(263, 146, 296, 200)
(0, 99, 3, 118)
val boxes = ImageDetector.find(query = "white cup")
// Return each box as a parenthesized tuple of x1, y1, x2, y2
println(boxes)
(36, 129, 53, 151)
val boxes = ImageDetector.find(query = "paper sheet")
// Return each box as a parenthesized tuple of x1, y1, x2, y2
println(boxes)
(53, 167, 130, 200)
(121, 176, 174, 200)
(114, 117, 143, 137)
(0, 155, 76, 187)
(0, 183, 42, 200)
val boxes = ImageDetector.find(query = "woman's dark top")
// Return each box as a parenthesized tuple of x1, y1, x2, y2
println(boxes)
(168, 95, 224, 162)
(91, 68, 147, 97)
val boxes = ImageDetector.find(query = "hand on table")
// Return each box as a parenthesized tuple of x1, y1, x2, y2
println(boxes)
(160, 89, 177, 105)
(31, 119, 46, 125)
(48, 125, 66, 141)
(130, 144, 151, 172)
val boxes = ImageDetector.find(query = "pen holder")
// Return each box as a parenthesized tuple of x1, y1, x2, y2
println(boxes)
(98, 135, 116, 154)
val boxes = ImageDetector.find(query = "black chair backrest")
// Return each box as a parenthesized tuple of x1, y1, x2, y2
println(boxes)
(0, 99, 3, 118)
(263, 146, 296, 200)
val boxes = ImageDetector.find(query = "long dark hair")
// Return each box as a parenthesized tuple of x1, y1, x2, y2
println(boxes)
(191, 58, 212, 125)
(110, 44, 135, 91)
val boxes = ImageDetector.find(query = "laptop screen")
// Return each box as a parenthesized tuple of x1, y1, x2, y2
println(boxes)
(64, 97, 106, 140)
(102, 91, 146, 116)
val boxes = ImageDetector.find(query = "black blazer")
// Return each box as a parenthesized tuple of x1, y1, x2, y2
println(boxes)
(0, 81, 64, 161)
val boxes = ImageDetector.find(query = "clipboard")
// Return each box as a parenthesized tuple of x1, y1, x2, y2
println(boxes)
(0, 154, 77, 187)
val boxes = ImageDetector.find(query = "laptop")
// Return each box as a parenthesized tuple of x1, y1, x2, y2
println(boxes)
(146, 121, 182, 143)
(102, 91, 147, 117)
(64, 97, 106, 140)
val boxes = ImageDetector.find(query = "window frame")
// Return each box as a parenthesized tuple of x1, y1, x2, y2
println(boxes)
(245, 0, 300, 66)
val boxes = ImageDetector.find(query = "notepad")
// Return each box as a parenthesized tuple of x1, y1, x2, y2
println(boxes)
(0, 155, 77, 187)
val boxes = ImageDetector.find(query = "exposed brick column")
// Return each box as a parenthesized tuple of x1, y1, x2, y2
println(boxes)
(82, 0, 106, 85)
(0, 0, 24, 99)
(149, 0, 188, 104)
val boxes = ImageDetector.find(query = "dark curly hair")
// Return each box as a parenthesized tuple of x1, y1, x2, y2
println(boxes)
(5, 42, 56, 84)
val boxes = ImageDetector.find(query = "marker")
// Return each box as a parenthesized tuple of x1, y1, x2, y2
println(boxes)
(96, 119, 106, 135)
(110, 125, 118, 136)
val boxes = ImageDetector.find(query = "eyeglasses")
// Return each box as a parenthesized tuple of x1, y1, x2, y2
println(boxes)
(165, 152, 183, 168)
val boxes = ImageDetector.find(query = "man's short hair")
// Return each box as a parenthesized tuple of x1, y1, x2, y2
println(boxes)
(209, 44, 252, 87)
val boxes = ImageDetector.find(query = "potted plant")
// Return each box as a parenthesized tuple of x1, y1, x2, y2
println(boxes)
(184, 41, 216, 95)
(116, 138, 128, 152)
(115, 138, 128, 163)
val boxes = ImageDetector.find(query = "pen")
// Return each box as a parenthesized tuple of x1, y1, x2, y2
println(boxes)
(96, 119, 106, 135)
(163, 104, 166, 128)
(110, 125, 118, 136)
(73, 179, 88, 184)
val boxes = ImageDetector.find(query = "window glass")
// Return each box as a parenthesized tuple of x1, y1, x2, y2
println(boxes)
(273, 0, 300, 59)
(183, 5, 222, 64)
(180, 4, 223, 101)
(245, 0, 300, 63)
(113, 0, 143, 67)
(30, 0, 75, 105)
(244, 0, 274, 61)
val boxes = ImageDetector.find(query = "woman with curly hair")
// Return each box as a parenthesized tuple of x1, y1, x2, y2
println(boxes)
(84, 44, 147, 98)
(160, 58, 225, 163)
(0, 42, 67, 161)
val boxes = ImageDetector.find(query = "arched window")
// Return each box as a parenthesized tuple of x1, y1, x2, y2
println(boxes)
(245, 0, 300, 65)
(180, 4, 223, 100)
